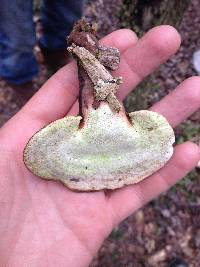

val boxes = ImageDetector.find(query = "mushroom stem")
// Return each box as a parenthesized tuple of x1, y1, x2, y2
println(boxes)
(67, 19, 123, 116)
(77, 63, 95, 120)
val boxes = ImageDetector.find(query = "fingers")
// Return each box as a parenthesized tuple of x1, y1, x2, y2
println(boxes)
(108, 142, 200, 225)
(66, 33, 199, 156)
(69, 75, 200, 119)
(150, 76, 200, 127)
(116, 25, 181, 100)
(21, 29, 138, 124)
(67, 26, 181, 115)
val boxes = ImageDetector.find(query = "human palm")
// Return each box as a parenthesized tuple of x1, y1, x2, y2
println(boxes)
(0, 26, 200, 267)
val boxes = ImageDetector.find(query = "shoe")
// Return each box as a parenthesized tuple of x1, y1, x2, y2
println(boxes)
(39, 46, 72, 77)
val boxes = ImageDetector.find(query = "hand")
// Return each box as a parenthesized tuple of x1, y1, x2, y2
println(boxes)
(0, 26, 200, 267)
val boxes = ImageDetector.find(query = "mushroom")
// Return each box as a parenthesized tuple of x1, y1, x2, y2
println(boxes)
(23, 20, 175, 191)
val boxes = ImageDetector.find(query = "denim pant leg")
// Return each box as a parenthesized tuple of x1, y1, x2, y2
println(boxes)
(40, 0, 84, 50)
(0, 0, 38, 84)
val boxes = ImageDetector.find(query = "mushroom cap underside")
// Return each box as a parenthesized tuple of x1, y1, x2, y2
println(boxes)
(24, 104, 175, 191)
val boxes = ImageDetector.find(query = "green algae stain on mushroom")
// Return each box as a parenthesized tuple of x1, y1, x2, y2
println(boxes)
(24, 104, 174, 191)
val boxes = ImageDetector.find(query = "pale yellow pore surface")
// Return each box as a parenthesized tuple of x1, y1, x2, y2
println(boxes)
(24, 104, 175, 191)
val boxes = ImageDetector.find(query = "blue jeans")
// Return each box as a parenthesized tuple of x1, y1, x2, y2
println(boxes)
(0, 0, 83, 84)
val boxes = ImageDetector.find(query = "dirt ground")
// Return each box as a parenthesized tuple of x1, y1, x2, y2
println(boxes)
(0, 0, 200, 266)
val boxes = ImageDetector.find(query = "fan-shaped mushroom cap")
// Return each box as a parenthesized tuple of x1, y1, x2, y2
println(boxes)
(24, 103, 174, 191)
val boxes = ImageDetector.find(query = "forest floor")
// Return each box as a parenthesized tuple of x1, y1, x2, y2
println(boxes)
(0, 0, 200, 266)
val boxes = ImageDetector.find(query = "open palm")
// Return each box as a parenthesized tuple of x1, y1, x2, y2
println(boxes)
(0, 26, 200, 267)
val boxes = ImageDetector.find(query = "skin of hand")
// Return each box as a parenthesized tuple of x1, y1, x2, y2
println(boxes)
(0, 26, 200, 267)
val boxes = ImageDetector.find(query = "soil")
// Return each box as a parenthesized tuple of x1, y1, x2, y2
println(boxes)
(0, 0, 200, 266)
